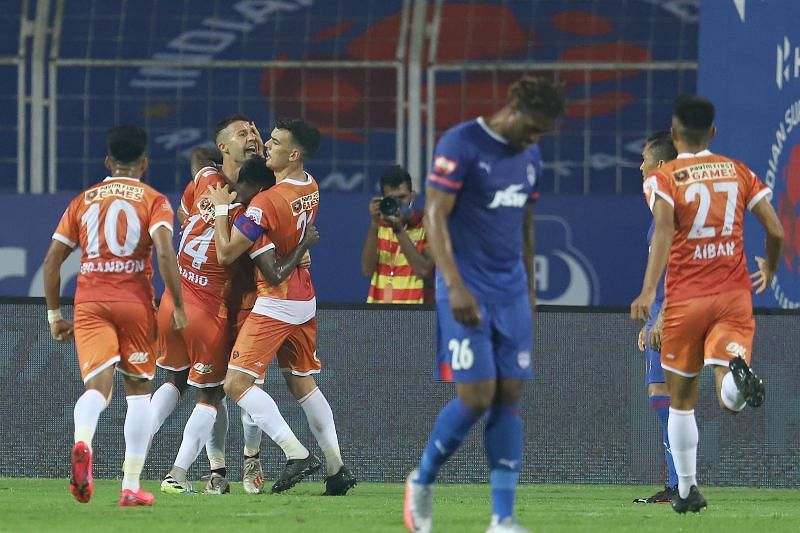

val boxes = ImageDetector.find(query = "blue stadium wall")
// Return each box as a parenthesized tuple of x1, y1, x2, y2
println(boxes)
(698, 0, 800, 309)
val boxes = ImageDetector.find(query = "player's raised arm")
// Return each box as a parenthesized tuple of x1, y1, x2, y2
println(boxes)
(631, 195, 673, 320)
(749, 196, 784, 294)
(152, 226, 188, 330)
(43, 239, 75, 342)
(251, 225, 320, 286)
(207, 183, 254, 265)
(425, 187, 481, 327)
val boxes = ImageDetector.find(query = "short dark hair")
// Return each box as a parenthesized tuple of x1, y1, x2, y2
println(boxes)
(508, 76, 565, 121)
(214, 114, 250, 142)
(275, 118, 321, 159)
(237, 157, 275, 189)
(106, 125, 147, 164)
(379, 165, 413, 191)
(645, 131, 677, 162)
(672, 95, 715, 146)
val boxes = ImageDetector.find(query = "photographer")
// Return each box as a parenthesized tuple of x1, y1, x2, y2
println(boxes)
(361, 166, 434, 303)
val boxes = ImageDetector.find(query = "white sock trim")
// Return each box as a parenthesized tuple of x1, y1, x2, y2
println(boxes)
(668, 407, 695, 416)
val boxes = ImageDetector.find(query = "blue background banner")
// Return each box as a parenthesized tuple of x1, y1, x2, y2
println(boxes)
(0, 192, 652, 305)
(698, 0, 800, 308)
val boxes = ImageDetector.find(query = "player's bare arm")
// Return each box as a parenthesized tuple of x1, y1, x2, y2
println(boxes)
(152, 226, 188, 330)
(207, 183, 254, 265)
(631, 196, 673, 320)
(523, 203, 536, 310)
(42, 239, 74, 342)
(425, 186, 481, 327)
(749, 197, 785, 294)
(252, 224, 320, 286)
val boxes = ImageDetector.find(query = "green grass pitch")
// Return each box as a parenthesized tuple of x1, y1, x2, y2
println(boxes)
(1, 479, 799, 532)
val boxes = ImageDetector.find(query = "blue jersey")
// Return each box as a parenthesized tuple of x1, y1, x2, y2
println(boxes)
(427, 117, 541, 303)
(646, 220, 666, 305)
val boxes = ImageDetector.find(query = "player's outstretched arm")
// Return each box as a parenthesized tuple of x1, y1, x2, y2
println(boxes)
(43, 240, 74, 342)
(425, 187, 481, 327)
(153, 226, 188, 330)
(207, 184, 253, 265)
(631, 196, 673, 320)
(253, 225, 320, 286)
(749, 197, 784, 294)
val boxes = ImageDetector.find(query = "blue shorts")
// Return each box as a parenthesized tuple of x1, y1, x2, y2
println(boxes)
(644, 299, 665, 386)
(434, 292, 533, 383)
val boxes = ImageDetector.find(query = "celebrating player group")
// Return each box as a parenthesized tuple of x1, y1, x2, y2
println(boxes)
(43, 75, 783, 532)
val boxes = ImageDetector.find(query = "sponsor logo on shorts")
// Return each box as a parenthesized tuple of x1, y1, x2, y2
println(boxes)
(665, 353, 677, 360)
(193, 362, 213, 375)
(128, 352, 149, 364)
(517, 350, 531, 369)
(232, 350, 239, 359)
(726, 342, 748, 358)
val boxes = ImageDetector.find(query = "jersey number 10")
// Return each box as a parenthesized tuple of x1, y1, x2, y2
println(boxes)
(80, 199, 141, 258)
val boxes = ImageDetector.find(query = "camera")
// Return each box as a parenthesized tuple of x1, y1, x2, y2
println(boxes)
(378, 196, 400, 217)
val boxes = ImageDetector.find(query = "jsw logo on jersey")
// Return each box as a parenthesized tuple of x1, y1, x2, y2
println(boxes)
(487, 184, 528, 209)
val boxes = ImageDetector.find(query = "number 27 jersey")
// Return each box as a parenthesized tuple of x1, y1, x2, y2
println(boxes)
(643, 150, 771, 302)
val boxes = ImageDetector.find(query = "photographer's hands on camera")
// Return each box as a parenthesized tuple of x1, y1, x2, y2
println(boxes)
(370, 196, 403, 232)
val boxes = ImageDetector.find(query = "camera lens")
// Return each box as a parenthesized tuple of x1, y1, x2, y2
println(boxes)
(379, 196, 400, 217)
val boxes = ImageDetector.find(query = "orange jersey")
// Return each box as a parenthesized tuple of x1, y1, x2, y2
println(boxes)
(53, 176, 174, 306)
(643, 150, 771, 302)
(234, 173, 318, 324)
(176, 165, 240, 316)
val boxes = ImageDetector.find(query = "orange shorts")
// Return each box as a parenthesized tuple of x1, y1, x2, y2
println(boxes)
(156, 293, 229, 387)
(73, 301, 157, 383)
(661, 289, 755, 377)
(229, 313, 320, 382)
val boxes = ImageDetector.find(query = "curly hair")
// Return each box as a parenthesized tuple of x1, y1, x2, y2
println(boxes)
(507, 76, 565, 120)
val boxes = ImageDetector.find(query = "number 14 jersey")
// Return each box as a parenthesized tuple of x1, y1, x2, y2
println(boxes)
(643, 149, 771, 303)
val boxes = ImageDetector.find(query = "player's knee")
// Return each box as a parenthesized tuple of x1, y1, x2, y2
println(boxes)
(223, 372, 252, 401)
(197, 385, 224, 405)
(165, 368, 189, 394)
(122, 375, 151, 396)
(458, 393, 494, 414)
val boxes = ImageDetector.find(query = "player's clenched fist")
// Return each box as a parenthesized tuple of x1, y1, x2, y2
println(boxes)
(171, 307, 189, 331)
(449, 284, 482, 328)
(630, 289, 654, 321)
(50, 318, 74, 342)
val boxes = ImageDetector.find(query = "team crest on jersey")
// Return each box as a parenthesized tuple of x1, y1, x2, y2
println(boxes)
(245, 206, 263, 224)
(434, 156, 457, 175)
(197, 196, 215, 223)
(290, 191, 320, 215)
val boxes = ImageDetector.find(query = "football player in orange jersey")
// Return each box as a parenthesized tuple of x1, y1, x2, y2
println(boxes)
(43, 125, 188, 506)
(209, 119, 356, 496)
(631, 96, 784, 513)
(150, 115, 274, 495)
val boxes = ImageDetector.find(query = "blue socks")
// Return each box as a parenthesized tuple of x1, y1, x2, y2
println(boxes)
(417, 398, 482, 484)
(485, 403, 522, 521)
(651, 395, 677, 488)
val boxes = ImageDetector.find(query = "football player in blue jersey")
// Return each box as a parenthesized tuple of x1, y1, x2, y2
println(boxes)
(403, 75, 563, 533)
(632, 131, 679, 505)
